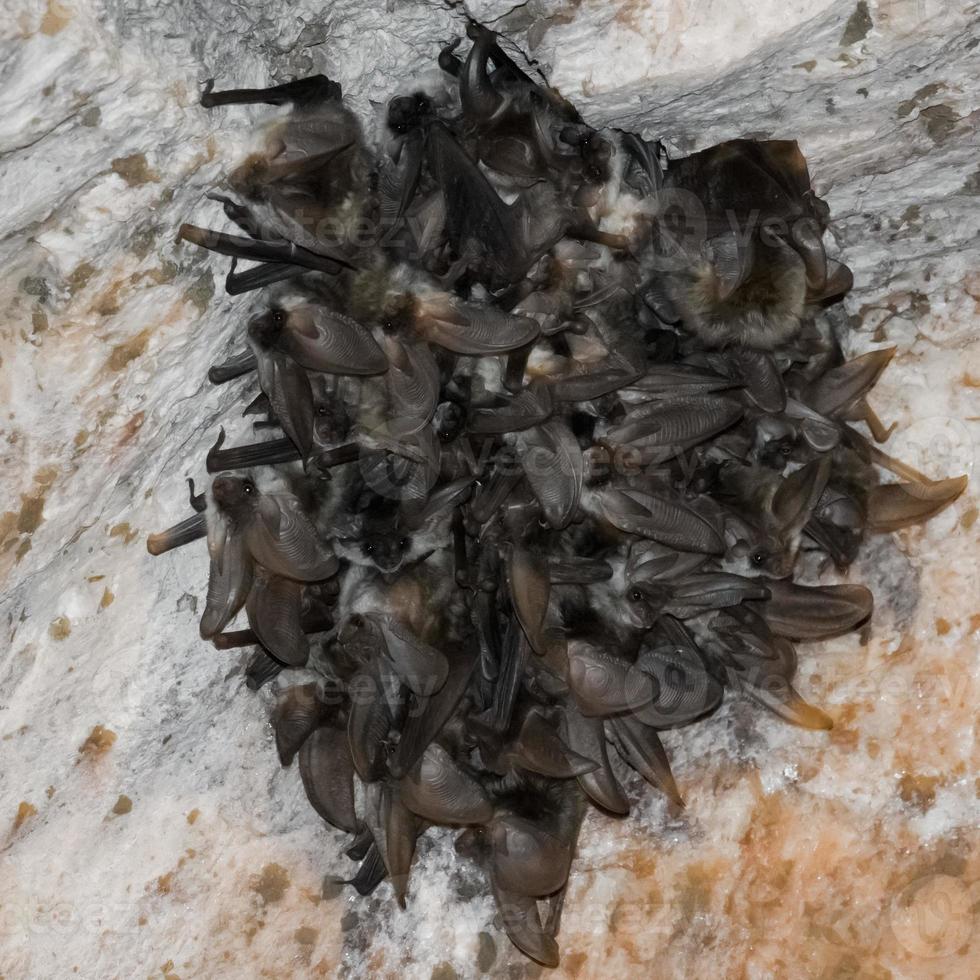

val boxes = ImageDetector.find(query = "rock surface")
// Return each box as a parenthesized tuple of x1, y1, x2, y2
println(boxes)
(1, 0, 978, 977)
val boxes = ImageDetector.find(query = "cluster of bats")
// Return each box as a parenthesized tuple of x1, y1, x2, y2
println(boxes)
(148, 23, 966, 968)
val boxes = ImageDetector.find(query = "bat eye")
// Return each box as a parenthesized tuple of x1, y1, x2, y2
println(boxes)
(316, 405, 330, 416)
(364, 543, 375, 554)
(399, 537, 409, 550)
(780, 444, 792, 456)
(751, 552, 766, 566)
(242, 481, 254, 495)
(629, 589, 644, 602)
(270, 309, 286, 327)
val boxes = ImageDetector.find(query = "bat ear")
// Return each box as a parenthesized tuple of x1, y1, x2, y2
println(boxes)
(804, 346, 896, 418)
(401, 476, 473, 529)
(299, 727, 359, 833)
(727, 347, 786, 413)
(704, 230, 754, 299)
(507, 547, 553, 658)
(561, 706, 630, 814)
(799, 416, 841, 452)
(868, 475, 967, 532)
(608, 715, 683, 807)
(752, 678, 834, 730)
(200, 533, 254, 639)
(761, 139, 813, 199)
(253, 349, 315, 456)
(513, 708, 599, 778)
(271, 684, 326, 766)
(763, 580, 873, 640)
(640, 274, 681, 324)
(771, 456, 831, 536)
(808, 259, 853, 304)
(517, 420, 584, 530)
(374, 616, 449, 695)
(400, 742, 493, 825)
(597, 487, 726, 555)
(257, 493, 283, 537)
(246, 570, 309, 666)
(490, 879, 560, 968)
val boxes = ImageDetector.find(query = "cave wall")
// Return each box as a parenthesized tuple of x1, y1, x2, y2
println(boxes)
(1, 1, 978, 977)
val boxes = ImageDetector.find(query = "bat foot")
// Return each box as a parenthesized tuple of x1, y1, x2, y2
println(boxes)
(208, 349, 257, 385)
(206, 430, 302, 473)
(200, 74, 341, 109)
(146, 511, 207, 556)
(244, 649, 284, 690)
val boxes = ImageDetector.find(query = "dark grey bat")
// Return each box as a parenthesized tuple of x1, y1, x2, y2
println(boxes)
(209, 476, 339, 581)
(481, 778, 584, 967)
(646, 139, 852, 350)
(149, 31, 974, 973)
(189, 73, 369, 271)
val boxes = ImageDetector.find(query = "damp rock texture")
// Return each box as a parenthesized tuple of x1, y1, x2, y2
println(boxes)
(1, 1, 978, 977)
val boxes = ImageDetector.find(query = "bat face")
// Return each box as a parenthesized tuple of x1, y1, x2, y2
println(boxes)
(329, 485, 433, 580)
(226, 152, 274, 201)
(624, 583, 664, 629)
(359, 529, 412, 575)
(211, 476, 260, 521)
(247, 307, 286, 350)
(725, 527, 795, 579)
(387, 93, 432, 133)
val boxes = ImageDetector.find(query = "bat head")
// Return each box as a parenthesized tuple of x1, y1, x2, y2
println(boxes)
(211, 476, 261, 521)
